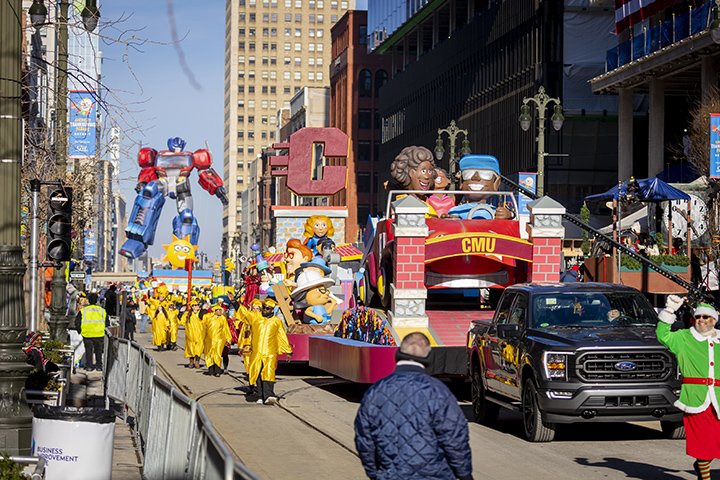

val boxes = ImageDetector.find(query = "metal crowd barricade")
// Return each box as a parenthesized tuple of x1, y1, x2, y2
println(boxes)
(103, 330, 259, 480)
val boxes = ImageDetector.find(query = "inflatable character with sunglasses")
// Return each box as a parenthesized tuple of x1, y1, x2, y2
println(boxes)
(446, 154, 516, 220)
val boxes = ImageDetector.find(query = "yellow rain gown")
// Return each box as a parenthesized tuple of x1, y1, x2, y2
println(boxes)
(235, 305, 292, 384)
(167, 308, 180, 343)
(181, 310, 205, 358)
(150, 302, 170, 346)
(203, 312, 231, 368)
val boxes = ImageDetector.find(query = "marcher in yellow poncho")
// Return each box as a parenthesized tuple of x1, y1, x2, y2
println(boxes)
(235, 298, 292, 404)
(166, 303, 180, 351)
(149, 288, 170, 350)
(181, 300, 205, 368)
(203, 301, 232, 377)
(237, 299, 261, 376)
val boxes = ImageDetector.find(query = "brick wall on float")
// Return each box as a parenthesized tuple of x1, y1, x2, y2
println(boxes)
(526, 197, 566, 284)
(271, 206, 347, 250)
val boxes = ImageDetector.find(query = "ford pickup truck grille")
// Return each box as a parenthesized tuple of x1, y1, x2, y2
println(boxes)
(575, 351, 672, 382)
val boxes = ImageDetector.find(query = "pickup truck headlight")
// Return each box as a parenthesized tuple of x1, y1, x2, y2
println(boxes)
(544, 353, 567, 380)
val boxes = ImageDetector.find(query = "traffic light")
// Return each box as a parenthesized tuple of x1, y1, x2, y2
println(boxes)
(46, 187, 73, 262)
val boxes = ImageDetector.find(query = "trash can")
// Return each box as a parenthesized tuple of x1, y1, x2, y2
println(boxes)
(31, 406, 115, 480)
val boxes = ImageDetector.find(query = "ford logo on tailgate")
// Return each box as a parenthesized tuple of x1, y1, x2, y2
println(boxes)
(614, 361, 637, 371)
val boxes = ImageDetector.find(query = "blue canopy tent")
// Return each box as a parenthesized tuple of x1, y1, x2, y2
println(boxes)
(585, 177, 691, 257)
(585, 177, 690, 203)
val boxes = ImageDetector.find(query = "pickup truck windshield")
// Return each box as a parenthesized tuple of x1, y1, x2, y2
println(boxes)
(532, 292, 658, 328)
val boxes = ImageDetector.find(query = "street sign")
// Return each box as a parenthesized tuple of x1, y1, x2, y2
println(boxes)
(70, 272, 86, 279)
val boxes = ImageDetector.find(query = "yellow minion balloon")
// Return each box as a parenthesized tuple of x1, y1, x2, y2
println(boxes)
(224, 258, 236, 272)
(162, 234, 198, 269)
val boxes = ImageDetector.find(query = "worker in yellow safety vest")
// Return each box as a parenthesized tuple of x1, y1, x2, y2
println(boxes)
(80, 292, 107, 371)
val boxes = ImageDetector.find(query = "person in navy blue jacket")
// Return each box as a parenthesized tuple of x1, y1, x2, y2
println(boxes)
(354, 332, 473, 480)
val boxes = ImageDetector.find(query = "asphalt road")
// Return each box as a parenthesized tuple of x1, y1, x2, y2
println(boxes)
(138, 329, 707, 480)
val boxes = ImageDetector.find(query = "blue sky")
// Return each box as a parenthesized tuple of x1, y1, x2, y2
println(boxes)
(101, 1, 225, 262)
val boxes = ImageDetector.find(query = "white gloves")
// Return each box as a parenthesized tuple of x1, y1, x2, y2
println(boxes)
(664, 295, 685, 314)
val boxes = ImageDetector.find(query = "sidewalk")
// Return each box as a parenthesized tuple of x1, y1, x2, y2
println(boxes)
(134, 330, 366, 479)
(67, 369, 142, 479)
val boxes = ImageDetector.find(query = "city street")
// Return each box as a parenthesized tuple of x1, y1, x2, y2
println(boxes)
(139, 328, 703, 480)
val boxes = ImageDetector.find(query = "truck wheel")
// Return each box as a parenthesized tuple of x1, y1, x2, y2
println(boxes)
(379, 260, 393, 310)
(471, 367, 499, 425)
(660, 421, 685, 439)
(522, 379, 556, 442)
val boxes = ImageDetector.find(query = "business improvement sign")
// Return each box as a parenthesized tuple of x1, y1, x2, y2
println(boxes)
(517, 172, 537, 215)
(68, 90, 97, 158)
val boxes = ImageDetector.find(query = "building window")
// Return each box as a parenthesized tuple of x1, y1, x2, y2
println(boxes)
(262, 116, 268, 124)
(285, 0, 291, 6)
(317, 14, 324, 23)
(262, 131, 267, 139)
(309, 58, 315, 66)
(270, 71, 277, 79)
(316, 57, 323, 65)
(261, 71, 269, 79)
(316, 29, 323, 38)
(250, 13, 256, 21)
(262, 100, 269, 109)
(358, 173, 371, 191)
(238, 115, 245, 123)
(238, 85, 245, 93)
(295, 13, 302, 22)
(358, 109, 372, 129)
(295, 28, 302, 37)
(271, 86, 277, 93)
(270, 116, 277, 124)
(284, 14, 291, 22)
(249, 70, 256, 78)
(249, 56, 256, 64)
(248, 100, 256, 108)
(262, 86, 268, 93)
(270, 131, 276, 139)
(309, 28, 315, 37)
(284, 43, 291, 51)
(263, 13, 269, 22)
(317, 0, 323, 6)
(317, 71, 323, 81)
(237, 146, 244, 153)
(375, 70, 388, 97)
(331, 0, 337, 8)
(284, 56, 291, 65)
(359, 25, 367, 45)
(240, 13, 246, 21)
(284, 86, 291, 94)
(248, 146, 255, 153)
(358, 141, 371, 163)
(294, 57, 301, 66)
(248, 131, 255, 139)
(294, 71, 301, 80)
(316, 43, 323, 51)
(340, 1, 347, 8)
(271, 57, 277, 65)
(239, 41, 245, 50)
(238, 131, 244, 138)
(331, 14, 337, 22)
(308, 72, 315, 81)
(239, 100, 245, 108)
(248, 116, 255, 123)
(239, 55, 245, 64)
(294, 43, 302, 51)
(284, 71, 291, 80)
(309, 44, 315, 52)
(358, 69, 372, 98)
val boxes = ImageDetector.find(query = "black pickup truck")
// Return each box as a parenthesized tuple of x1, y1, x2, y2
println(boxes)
(467, 282, 683, 442)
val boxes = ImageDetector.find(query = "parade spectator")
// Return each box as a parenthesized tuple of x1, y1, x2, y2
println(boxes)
(23, 332, 58, 373)
(80, 292, 107, 371)
(138, 295, 149, 333)
(123, 302, 137, 341)
(204, 300, 232, 377)
(104, 284, 118, 317)
(181, 300, 205, 369)
(354, 332, 473, 480)
(657, 296, 720, 480)
(235, 298, 293, 405)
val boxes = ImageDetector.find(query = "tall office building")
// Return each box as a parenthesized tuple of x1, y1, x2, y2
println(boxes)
(223, 0, 353, 250)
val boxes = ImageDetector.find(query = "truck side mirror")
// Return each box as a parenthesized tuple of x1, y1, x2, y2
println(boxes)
(497, 323, 520, 339)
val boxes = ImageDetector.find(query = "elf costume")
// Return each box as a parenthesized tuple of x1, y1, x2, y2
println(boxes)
(658, 296, 720, 480)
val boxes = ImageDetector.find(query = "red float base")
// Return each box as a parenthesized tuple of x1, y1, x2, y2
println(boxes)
(309, 336, 398, 384)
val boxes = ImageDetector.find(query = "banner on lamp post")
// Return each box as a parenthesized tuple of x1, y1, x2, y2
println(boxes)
(517, 172, 537, 215)
(68, 90, 97, 158)
(711, 114, 720, 178)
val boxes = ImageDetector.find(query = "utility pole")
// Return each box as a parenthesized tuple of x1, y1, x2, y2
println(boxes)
(49, 0, 70, 342)
(0, 0, 34, 454)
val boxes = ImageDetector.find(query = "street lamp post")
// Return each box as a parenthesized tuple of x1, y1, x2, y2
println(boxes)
(518, 86, 565, 197)
(433, 120, 472, 184)
(0, 0, 34, 454)
(34, 0, 100, 341)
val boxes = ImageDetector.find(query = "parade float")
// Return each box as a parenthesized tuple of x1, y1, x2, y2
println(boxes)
(259, 129, 545, 382)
